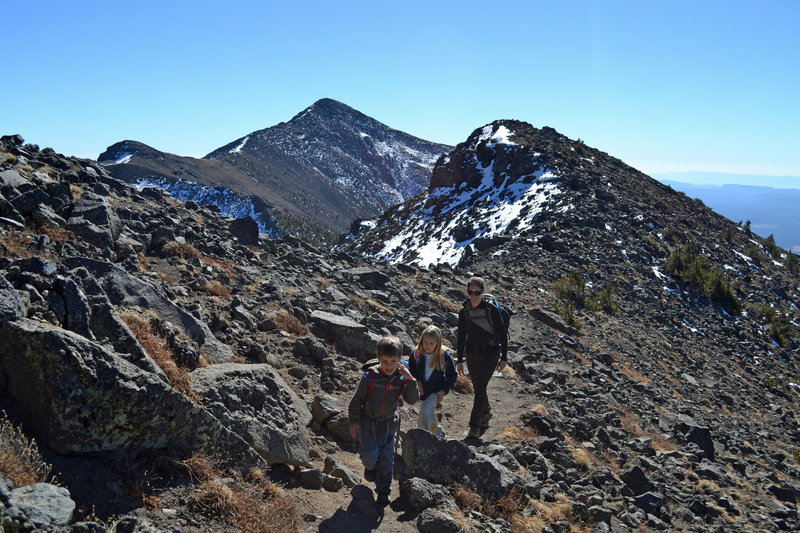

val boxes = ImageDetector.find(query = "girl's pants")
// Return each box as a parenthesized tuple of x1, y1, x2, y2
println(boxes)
(417, 393, 444, 437)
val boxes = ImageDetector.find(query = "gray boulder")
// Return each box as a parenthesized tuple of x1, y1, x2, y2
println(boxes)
(310, 310, 375, 361)
(341, 267, 391, 289)
(0, 319, 260, 463)
(191, 363, 312, 466)
(0, 275, 25, 323)
(417, 507, 462, 533)
(230, 216, 259, 246)
(66, 191, 121, 254)
(400, 477, 457, 512)
(402, 427, 521, 500)
(6, 483, 75, 528)
(63, 257, 234, 363)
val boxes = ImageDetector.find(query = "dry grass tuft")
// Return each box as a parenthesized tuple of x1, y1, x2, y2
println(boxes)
(190, 478, 299, 532)
(274, 309, 309, 337)
(119, 310, 203, 403)
(489, 486, 529, 520)
(453, 374, 474, 394)
(452, 484, 484, 511)
(141, 494, 161, 510)
(183, 452, 216, 482)
(531, 404, 549, 416)
(496, 426, 541, 443)
(199, 280, 231, 299)
(137, 252, 151, 270)
(0, 412, 52, 487)
(162, 241, 201, 259)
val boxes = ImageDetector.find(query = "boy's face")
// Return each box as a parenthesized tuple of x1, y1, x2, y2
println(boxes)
(377, 354, 400, 376)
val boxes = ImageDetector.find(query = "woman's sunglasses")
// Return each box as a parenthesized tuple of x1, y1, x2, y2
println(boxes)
(467, 290, 482, 296)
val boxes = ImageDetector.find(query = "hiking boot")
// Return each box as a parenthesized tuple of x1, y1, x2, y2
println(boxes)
(479, 410, 493, 430)
(376, 493, 390, 505)
(364, 468, 376, 482)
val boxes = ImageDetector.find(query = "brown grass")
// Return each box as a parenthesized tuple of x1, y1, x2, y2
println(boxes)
(619, 410, 676, 452)
(453, 374, 474, 394)
(119, 310, 203, 403)
(0, 412, 52, 487)
(157, 271, 175, 285)
(162, 241, 202, 259)
(615, 364, 653, 386)
(199, 280, 231, 299)
(141, 494, 161, 510)
(137, 252, 151, 270)
(274, 309, 309, 336)
(190, 479, 299, 532)
(496, 426, 541, 443)
(183, 452, 216, 482)
(70, 184, 84, 199)
(35, 224, 73, 243)
(452, 484, 484, 511)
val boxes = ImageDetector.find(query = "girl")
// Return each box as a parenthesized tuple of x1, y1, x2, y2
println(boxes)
(408, 325, 457, 438)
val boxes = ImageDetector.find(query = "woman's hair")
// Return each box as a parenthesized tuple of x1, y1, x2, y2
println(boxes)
(416, 325, 445, 371)
(467, 276, 485, 292)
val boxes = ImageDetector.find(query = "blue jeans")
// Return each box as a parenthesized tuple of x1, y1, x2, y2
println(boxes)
(358, 415, 397, 495)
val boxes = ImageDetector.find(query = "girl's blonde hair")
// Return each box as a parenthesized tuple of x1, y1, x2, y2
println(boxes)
(416, 325, 445, 371)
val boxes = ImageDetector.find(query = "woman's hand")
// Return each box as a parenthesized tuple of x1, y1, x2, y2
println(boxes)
(496, 360, 507, 372)
(457, 362, 465, 376)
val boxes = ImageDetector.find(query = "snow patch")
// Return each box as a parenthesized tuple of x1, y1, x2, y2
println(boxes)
(229, 136, 250, 154)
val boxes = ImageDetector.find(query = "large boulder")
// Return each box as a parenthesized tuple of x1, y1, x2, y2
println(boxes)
(0, 319, 259, 464)
(230, 216, 259, 246)
(66, 191, 121, 255)
(191, 363, 312, 466)
(310, 310, 377, 361)
(63, 257, 234, 363)
(402, 428, 521, 500)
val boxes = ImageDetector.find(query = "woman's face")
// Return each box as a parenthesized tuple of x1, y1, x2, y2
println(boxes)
(467, 284, 482, 307)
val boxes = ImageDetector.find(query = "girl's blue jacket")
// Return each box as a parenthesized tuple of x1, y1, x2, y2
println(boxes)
(408, 349, 457, 400)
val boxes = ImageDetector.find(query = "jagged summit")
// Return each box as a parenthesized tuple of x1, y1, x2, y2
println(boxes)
(100, 99, 452, 245)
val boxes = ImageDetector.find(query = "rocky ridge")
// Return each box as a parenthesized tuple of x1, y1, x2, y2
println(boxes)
(0, 131, 799, 532)
(100, 99, 453, 245)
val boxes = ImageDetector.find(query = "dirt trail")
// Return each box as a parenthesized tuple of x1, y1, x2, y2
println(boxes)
(294, 368, 528, 533)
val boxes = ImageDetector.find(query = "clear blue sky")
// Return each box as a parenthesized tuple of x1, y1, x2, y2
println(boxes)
(4, 0, 798, 182)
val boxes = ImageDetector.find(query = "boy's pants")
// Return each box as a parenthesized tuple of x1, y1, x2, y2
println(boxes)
(417, 394, 443, 437)
(359, 416, 397, 495)
(465, 344, 500, 429)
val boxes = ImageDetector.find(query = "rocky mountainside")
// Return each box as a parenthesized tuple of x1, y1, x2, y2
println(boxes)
(99, 99, 452, 245)
(1, 130, 799, 533)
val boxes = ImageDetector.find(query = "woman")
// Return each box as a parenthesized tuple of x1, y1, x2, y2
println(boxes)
(456, 276, 507, 439)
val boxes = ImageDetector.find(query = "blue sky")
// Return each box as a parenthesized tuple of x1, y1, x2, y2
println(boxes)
(4, 1, 798, 184)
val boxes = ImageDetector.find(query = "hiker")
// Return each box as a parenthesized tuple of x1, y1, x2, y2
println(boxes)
(456, 276, 508, 440)
(348, 335, 419, 505)
(407, 325, 457, 438)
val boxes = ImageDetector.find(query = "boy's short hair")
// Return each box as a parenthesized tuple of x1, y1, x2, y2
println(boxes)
(376, 335, 403, 359)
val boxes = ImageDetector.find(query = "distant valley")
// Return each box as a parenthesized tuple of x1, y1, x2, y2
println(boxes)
(660, 180, 800, 253)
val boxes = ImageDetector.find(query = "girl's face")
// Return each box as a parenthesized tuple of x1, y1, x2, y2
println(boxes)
(422, 335, 438, 354)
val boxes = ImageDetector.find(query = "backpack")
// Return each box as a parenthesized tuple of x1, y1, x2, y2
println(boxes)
(360, 358, 407, 400)
(465, 294, 512, 346)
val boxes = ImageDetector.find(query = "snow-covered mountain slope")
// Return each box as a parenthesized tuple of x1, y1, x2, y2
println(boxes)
(100, 100, 452, 245)
(206, 98, 452, 237)
(345, 124, 566, 267)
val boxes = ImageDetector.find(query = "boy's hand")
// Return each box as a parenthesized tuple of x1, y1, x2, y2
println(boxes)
(398, 363, 413, 381)
(349, 422, 359, 440)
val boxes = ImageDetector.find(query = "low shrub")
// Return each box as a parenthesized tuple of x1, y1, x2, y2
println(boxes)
(0, 412, 52, 487)
(664, 241, 742, 314)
